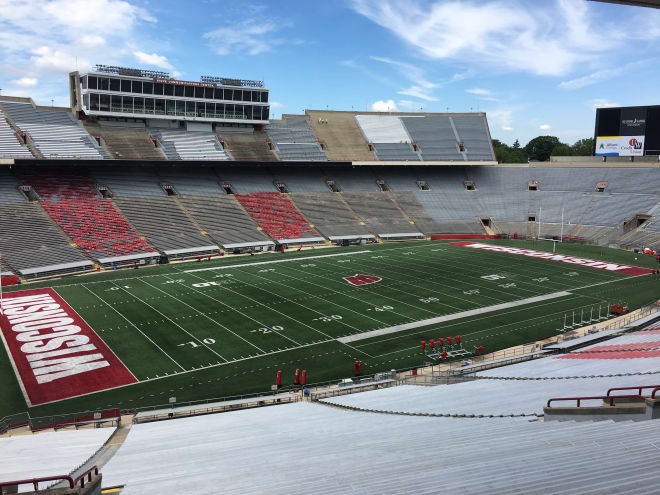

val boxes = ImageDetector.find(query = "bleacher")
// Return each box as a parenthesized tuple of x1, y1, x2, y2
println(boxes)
(84, 120, 165, 160)
(0, 428, 114, 490)
(0, 114, 33, 158)
(290, 192, 372, 239)
(265, 118, 328, 161)
(306, 111, 375, 161)
(341, 192, 423, 238)
(0, 202, 93, 278)
(217, 129, 278, 161)
(452, 115, 496, 161)
(178, 195, 274, 248)
(401, 116, 463, 161)
(113, 197, 219, 256)
(0, 101, 107, 159)
(235, 192, 323, 242)
(150, 129, 231, 161)
(19, 168, 156, 263)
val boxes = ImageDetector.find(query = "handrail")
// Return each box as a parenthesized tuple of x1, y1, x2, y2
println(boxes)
(0, 475, 74, 490)
(0, 468, 97, 491)
(546, 395, 642, 408)
(73, 466, 98, 488)
(651, 387, 660, 399)
(607, 385, 660, 396)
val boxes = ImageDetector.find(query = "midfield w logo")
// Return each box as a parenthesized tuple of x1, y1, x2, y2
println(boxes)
(343, 274, 382, 286)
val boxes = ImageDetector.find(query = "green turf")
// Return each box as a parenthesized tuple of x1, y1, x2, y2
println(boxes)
(1, 239, 658, 421)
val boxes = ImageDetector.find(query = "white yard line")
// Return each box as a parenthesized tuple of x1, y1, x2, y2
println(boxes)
(110, 281, 229, 363)
(159, 274, 300, 348)
(181, 268, 375, 358)
(82, 284, 186, 371)
(184, 250, 372, 273)
(337, 291, 572, 344)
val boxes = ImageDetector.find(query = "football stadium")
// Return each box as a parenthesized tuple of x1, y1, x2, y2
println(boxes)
(1, 0, 660, 493)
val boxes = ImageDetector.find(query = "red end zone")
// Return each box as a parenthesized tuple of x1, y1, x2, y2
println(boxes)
(448, 242, 655, 276)
(0, 288, 137, 406)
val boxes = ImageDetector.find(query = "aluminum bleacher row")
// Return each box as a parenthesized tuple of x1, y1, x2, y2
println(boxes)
(0, 115, 34, 159)
(99, 329, 660, 494)
(0, 101, 107, 159)
(150, 129, 231, 161)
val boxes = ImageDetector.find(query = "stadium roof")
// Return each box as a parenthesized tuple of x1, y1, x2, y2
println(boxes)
(590, 0, 660, 8)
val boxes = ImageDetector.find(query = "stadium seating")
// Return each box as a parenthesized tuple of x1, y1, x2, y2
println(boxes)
(0, 428, 114, 488)
(267, 166, 328, 192)
(306, 111, 376, 161)
(91, 167, 165, 197)
(265, 118, 328, 161)
(452, 115, 496, 161)
(150, 129, 231, 160)
(341, 192, 423, 236)
(401, 116, 463, 161)
(178, 195, 273, 247)
(290, 192, 372, 238)
(0, 202, 93, 277)
(235, 192, 322, 241)
(113, 196, 219, 255)
(324, 329, 660, 416)
(18, 168, 155, 261)
(83, 120, 165, 160)
(216, 129, 278, 161)
(0, 101, 107, 159)
(0, 113, 34, 158)
(101, 400, 660, 494)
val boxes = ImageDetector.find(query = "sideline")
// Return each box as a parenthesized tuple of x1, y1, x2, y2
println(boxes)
(337, 291, 572, 343)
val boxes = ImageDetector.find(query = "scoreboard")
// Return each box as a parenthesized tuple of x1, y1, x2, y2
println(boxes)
(594, 105, 660, 156)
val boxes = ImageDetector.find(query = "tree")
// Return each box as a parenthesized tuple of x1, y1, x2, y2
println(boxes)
(550, 143, 573, 156)
(572, 137, 595, 156)
(525, 135, 560, 162)
(512, 139, 521, 149)
(492, 139, 528, 163)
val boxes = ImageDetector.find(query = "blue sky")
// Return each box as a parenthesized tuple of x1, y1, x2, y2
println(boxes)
(1, 0, 659, 146)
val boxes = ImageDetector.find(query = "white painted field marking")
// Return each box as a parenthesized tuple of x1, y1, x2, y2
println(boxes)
(110, 281, 229, 362)
(82, 284, 186, 371)
(184, 250, 371, 273)
(142, 276, 272, 352)
(337, 291, 572, 343)
(181, 268, 375, 357)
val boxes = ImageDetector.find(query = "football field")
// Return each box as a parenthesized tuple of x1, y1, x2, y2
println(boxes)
(1, 239, 658, 419)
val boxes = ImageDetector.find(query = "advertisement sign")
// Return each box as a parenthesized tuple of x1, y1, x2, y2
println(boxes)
(620, 107, 647, 136)
(595, 136, 620, 156)
(619, 135, 645, 156)
(595, 136, 645, 157)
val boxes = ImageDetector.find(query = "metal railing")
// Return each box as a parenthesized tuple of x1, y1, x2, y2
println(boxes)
(0, 466, 97, 491)
(607, 385, 660, 397)
(546, 395, 643, 408)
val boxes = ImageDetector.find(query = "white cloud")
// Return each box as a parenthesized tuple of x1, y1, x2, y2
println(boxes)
(397, 100, 425, 111)
(0, 0, 161, 104)
(371, 56, 439, 101)
(488, 108, 514, 131)
(11, 77, 38, 87)
(203, 19, 301, 56)
(465, 88, 490, 96)
(350, 0, 660, 77)
(370, 99, 398, 112)
(539, 124, 551, 130)
(133, 51, 175, 70)
(270, 101, 285, 109)
(591, 99, 620, 109)
(559, 68, 623, 90)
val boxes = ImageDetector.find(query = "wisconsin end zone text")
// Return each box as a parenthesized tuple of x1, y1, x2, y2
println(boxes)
(449, 242, 655, 276)
(0, 288, 137, 406)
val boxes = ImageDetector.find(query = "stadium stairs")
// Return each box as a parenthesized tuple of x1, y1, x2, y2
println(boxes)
(235, 192, 323, 242)
(216, 129, 279, 161)
(18, 169, 157, 265)
(305, 110, 376, 161)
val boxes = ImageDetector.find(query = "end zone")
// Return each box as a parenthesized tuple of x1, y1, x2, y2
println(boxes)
(449, 242, 655, 276)
(0, 288, 137, 406)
